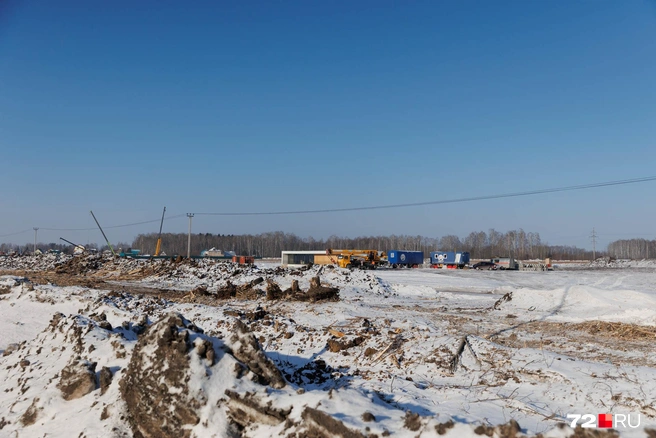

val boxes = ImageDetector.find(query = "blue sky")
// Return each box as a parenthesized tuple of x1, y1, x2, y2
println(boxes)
(1, 0, 655, 250)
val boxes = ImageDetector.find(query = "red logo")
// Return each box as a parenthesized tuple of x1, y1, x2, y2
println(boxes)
(598, 413, 613, 428)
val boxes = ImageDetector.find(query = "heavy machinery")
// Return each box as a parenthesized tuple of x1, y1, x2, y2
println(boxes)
(59, 237, 86, 255)
(154, 207, 166, 256)
(327, 249, 387, 270)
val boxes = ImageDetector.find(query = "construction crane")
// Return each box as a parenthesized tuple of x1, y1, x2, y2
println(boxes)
(154, 207, 166, 256)
(59, 237, 86, 254)
(326, 249, 388, 270)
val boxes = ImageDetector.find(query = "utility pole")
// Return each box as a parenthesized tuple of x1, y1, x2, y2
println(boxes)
(33, 228, 38, 254)
(187, 213, 194, 259)
(590, 227, 598, 260)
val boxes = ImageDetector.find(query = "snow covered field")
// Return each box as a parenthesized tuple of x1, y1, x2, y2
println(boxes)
(1, 256, 655, 437)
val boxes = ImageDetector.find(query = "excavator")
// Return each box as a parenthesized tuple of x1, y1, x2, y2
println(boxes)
(326, 249, 387, 270)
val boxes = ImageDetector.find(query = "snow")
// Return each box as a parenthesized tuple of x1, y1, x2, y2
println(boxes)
(0, 282, 88, 352)
(1, 261, 656, 436)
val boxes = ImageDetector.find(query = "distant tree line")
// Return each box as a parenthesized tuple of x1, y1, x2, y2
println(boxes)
(606, 238, 656, 259)
(124, 229, 600, 260)
(13, 229, 646, 260)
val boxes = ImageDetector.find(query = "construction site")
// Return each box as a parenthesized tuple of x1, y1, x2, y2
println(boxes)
(1, 252, 655, 437)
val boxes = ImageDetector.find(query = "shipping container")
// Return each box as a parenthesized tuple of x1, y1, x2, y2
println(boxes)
(232, 255, 255, 264)
(387, 250, 424, 268)
(430, 251, 470, 268)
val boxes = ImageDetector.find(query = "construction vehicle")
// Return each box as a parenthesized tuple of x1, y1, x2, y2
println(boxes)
(119, 248, 141, 258)
(154, 207, 166, 256)
(60, 237, 86, 255)
(491, 257, 519, 270)
(327, 249, 387, 270)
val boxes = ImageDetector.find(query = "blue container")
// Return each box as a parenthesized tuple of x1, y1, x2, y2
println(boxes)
(430, 251, 470, 266)
(388, 250, 424, 267)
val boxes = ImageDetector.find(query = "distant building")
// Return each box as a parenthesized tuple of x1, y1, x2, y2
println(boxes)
(281, 250, 335, 267)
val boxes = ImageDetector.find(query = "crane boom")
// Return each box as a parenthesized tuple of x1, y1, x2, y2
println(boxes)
(59, 237, 85, 254)
(155, 206, 166, 256)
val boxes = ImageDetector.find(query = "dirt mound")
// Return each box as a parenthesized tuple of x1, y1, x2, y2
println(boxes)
(54, 253, 106, 274)
(0, 253, 69, 271)
(119, 313, 208, 438)
(299, 407, 365, 438)
(225, 390, 291, 431)
(266, 275, 340, 302)
(57, 358, 97, 400)
(0, 311, 134, 437)
(228, 319, 286, 389)
(285, 359, 345, 386)
(119, 313, 288, 438)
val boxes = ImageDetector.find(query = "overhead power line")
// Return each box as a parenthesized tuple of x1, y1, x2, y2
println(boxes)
(1, 175, 655, 238)
(0, 229, 32, 238)
(38, 214, 188, 232)
(194, 175, 656, 216)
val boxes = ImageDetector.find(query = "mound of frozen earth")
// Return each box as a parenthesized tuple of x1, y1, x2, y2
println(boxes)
(587, 258, 656, 269)
(137, 261, 395, 296)
(1, 304, 599, 438)
(0, 253, 71, 271)
(3, 274, 653, 437)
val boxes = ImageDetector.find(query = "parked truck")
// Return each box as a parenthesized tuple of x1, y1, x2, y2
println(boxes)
(492, 257, 519, 270)
(430, 251, 470, 269)
(327, 249, 387, 270)
(388, 250, 424, 268)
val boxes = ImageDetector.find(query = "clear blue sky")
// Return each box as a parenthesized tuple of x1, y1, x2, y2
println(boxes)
(1, 1, 655, 250)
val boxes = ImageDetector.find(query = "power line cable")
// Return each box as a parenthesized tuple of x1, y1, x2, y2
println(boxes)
(0, 229, 32, 238)
(38, 214, 188, 232)
(2, 175, 655, 236)
(194, 175, 656, 216)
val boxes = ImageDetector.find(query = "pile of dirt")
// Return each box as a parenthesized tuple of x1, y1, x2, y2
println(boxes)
(586, 257, 656, 269)
(299, 407, 365, 438)
(3, 255, 394, 304)
(285, 359, 344, 386)
(228, 319, 286, 388)
(120, 313, 288, 437)
(57, 358, 98, 401)
(0, 311, 134, 436)
(55, 254, 106, 274)
(266, 276, 340, 302)
(2, 301, 639, 437)
(119, 314, 207, 437)
(0, 254, 70, 271)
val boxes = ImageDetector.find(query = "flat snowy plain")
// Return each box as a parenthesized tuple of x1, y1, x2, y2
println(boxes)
(1, 256, 655, 437)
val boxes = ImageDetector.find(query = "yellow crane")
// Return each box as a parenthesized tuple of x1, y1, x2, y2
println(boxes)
(154, 207, 166, 256)
(326, 249, 387, 270)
